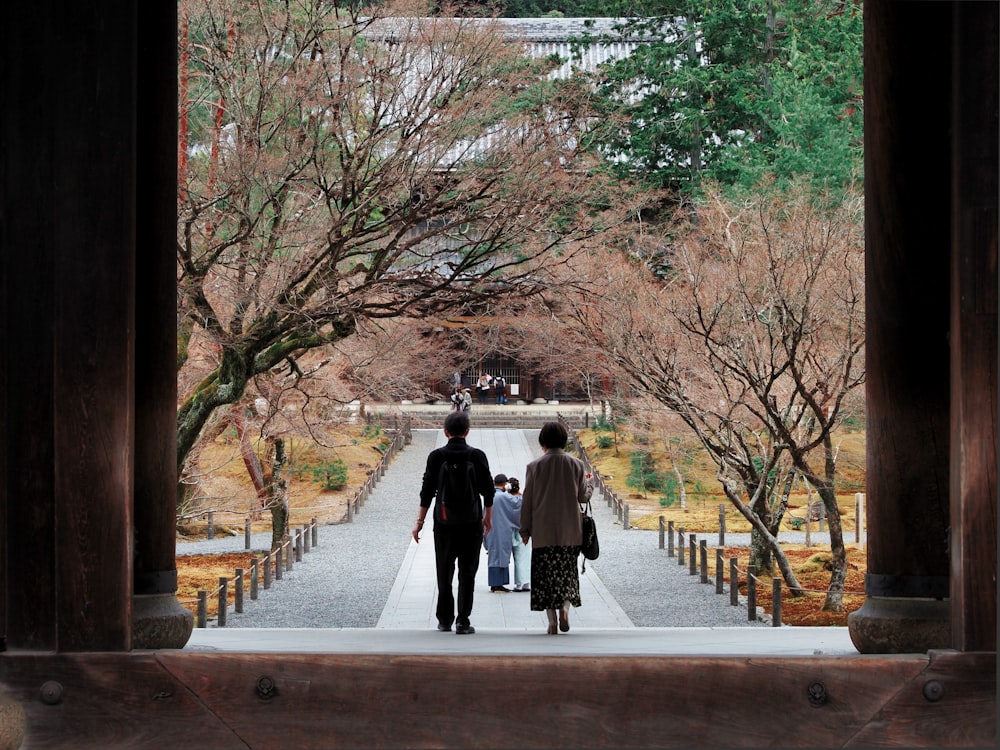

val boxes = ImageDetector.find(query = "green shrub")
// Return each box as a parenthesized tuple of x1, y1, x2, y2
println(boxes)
(627, 450, 669, 497)
(596, 435, 614, 449)
(313, 458, 348, 490)
(593, 414, 614, 432)
(657, 472, 681, 506)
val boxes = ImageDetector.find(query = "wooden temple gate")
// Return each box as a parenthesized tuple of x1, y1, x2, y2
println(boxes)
(0, 1, 996, 747)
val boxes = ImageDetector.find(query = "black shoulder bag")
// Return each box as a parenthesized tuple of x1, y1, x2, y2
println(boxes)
(579, 498, 599, 570)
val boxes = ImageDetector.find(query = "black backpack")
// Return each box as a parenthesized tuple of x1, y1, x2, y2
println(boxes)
(434, 449, 481, 525)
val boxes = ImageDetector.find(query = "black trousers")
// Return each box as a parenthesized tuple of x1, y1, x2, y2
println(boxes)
(433, 524, 483, 626)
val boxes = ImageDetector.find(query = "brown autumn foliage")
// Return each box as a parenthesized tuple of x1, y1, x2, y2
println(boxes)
(562, 183, 865, 612)
(176, 0, 649, 482)
(575, 423, 868, 626)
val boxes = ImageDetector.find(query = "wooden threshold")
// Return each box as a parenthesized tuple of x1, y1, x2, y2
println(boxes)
(0, 650, 994, 748)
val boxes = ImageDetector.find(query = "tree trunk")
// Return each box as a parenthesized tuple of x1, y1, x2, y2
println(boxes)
(727, 488, 804, 594)
(231, 411, 267, 519)
(267, 437, 289, 552)
(748, 528, 774, 577)
(817, 481, 847, 612)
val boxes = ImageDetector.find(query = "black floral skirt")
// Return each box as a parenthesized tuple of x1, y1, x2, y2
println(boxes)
(529, 546, 582, 612)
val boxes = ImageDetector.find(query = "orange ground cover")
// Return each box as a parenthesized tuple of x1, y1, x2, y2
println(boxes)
(721, 545, 867, 627)
(177, 552, 262, 618)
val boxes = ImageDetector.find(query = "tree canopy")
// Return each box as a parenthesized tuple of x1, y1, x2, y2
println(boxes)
(176, 0, 642, 481)
(566, 181, 865, 608)
(578, 0, 863, 196)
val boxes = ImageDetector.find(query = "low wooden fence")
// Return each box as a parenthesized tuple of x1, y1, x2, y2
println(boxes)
(182, 417, 412, 627)
(560, 414, 867, 626)
(345, 426, 408, 523)
(191, 519, 321, 628)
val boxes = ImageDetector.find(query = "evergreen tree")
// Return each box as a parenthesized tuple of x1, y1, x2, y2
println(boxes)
(581, 0, 863, 196)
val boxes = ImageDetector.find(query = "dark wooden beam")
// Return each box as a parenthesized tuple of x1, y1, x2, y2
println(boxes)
(948, 0, 999, 653)
(849, 0, 957, 654)
(1, 0, 136, 651)
(0, 651, 994, 748)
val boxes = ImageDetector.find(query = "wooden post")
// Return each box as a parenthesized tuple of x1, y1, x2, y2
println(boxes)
(729, 558, 738, 606)
(947, 1, 998, 651)
(677, 528, 685, 567)
(699, 540, 708, 584)
(234, 569, 243, 614)
(217, 577, 228, 627)
(250, 559, 259, 600)
(311, 518, 318, 547)
(772, 578, 782, 627)
(688, 535, 696, 576)
(131, 1, 192, 650)
(197, 591, 207, 628)
(658, 516, 664, 550)
(855, 493, 864, 545)
(274, 547, 283, 580)
(747, 566, 757, 622)
(623, 504, 630, 530)
(718, 504, 726, 547)
(285, 539, 294, 571)
(245, 518, 251, 550)
(347, 495, 354, 522)
(295, 530, 303, 562)
(303, 524, 310, 553)
(263, 556, 272, 589)
(715, 549, 724, 594)
(848, 0, 957, 654)
(667, 521, 674, 557)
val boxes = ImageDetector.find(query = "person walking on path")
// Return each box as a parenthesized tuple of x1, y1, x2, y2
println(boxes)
(413, 411, 494, 635)
(519, 421, 590, 635)
(484, 473, 517, 592)
(507, 477, 530, 591)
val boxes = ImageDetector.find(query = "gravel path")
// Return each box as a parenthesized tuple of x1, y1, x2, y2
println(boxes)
(177, 429, 802, 629)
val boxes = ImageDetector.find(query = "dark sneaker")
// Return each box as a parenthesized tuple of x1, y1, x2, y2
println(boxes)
(455, 622, 476, 635)
(436, 621, 452, 632)
(490, 586, 511, 593)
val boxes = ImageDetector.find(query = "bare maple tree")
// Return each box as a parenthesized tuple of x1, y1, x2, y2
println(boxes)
(176, 0, 638, 494)
(572, 184, 865, 610)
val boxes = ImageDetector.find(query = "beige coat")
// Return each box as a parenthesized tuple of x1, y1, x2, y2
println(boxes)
(519, 448, 589, 548)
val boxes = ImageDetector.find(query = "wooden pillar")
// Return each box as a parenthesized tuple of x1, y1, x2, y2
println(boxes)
(0, 1, 138, 651)
(948, 2, 998, 652)
(132, 0, 193, 649)
(849, 0, 954, 653)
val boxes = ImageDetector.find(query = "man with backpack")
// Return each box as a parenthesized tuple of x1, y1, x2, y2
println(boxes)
(413, 411, 494, 634)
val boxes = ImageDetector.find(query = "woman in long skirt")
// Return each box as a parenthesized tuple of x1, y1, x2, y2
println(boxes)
(518, 422, 591, 634)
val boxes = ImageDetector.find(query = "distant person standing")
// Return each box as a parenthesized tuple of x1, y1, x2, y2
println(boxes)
(483, 473, 517, 592)
(476, 373, 491, 405)
(413, 412, 494, 634)
(507, 477, 530, 591)
(495, 374, 507, 405)
(519, 421, 589, 635)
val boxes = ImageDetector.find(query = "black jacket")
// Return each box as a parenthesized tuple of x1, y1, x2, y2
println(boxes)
(419, 437, 494, 526)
